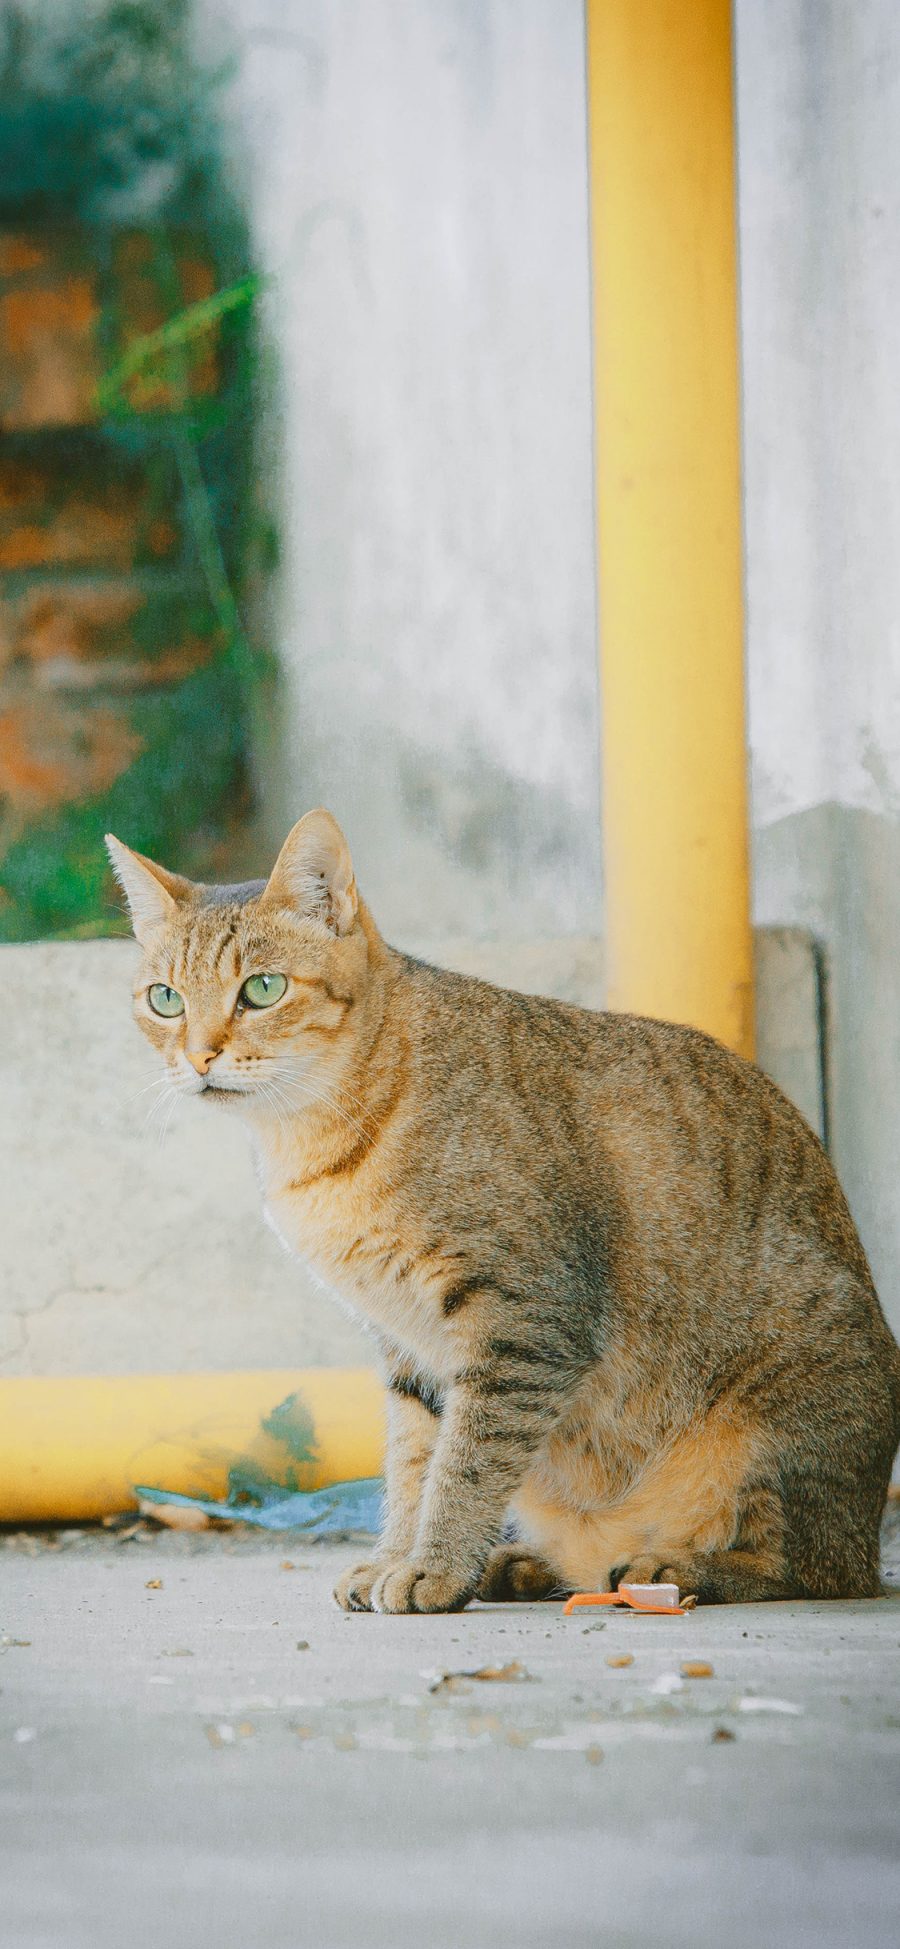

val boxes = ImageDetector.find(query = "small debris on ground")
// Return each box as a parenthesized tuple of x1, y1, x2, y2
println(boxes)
(138, 1498, 210, 1532)
(205, 1723, 236, 1747)
(585, 1744, 604, 1765)
(425, 1660, 532, 1694)
(102, 1514, 158, 1541)
(606, 1653, 634, 1668)
(280, 1560, 296, 1571)
(296, 1640, 310, 1651)
(712, 1726, 736, 1742)
(104, 1519, 155, 1545)
(681, 1661, 714, 1678)
(144, 1578, 163, 1590)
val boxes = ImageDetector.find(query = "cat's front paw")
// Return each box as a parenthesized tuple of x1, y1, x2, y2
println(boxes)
(369, 1558, 473, 1614)
(333, 1560, 384, 1611)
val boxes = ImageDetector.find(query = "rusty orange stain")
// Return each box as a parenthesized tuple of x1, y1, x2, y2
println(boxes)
(0, 234, 48, 276)
(0, 275, 100, 429)
(0, 699, 142, 810)
(12, 585, 142, 664)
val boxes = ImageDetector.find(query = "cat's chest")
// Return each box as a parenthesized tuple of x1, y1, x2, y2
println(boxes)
(263, 1176, 454, 1376)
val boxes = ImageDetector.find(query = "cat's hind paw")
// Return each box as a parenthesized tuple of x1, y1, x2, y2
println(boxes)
(476, 1544, 564, 1601)
(609, 1555, 681, 1591)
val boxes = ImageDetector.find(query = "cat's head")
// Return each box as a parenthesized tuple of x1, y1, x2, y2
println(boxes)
(106, 809, 374, 1118)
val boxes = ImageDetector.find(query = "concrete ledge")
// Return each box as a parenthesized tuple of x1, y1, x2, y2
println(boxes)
(0, 941, 371, 1378)
(0, 931, 822, 1376)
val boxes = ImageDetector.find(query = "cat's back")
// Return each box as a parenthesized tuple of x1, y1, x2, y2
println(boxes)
(391, 948, 874, 1292)
(393, 943, 805, 1145)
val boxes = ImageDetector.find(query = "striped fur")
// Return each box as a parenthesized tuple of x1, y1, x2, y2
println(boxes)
(109, 811, 900, 1611)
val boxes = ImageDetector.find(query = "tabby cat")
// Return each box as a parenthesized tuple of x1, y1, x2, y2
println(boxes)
(107, 810, 900, 1610)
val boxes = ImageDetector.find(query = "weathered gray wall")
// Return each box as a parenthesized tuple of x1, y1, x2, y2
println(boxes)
(0, 943, 370, 1374)
(736, 0, 900, 1314)
(199, 0, 900, 1327)
(199, 0, 601, 942)
(152, 0, 900, 1347)
(8, 3, 900, 1374)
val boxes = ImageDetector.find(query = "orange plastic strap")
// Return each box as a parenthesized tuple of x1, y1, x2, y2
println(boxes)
(562, 1590, 687, 1616)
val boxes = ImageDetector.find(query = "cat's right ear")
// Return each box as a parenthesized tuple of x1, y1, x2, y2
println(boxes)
(105, 835, 191, 945)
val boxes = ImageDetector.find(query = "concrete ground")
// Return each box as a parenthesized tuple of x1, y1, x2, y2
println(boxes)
(2, 1507, 899, 1949)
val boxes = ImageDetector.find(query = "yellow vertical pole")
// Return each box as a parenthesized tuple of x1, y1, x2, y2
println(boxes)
(586, 0, 754, 1057)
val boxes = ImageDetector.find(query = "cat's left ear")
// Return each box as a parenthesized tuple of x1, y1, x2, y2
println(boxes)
(262, 808, 358, 936)
(105, 835, 192, 945)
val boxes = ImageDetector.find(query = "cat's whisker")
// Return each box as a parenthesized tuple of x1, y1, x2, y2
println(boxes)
(271, 1052, 371, 1111)
(255, 1076, 291, 1139)
(126, 1071, 172, 1109)
(150, 1088, 178, 1146)
(264, 1075, 294, 1117)
(290, 1070, 376, 1130)
(143, 1072, 197, 1144)
(143, 1087, 174, 1131)
(271, 1077, 367, 1140)
(275, 1059, 372, 1119)
(271, 1064, 377, 1142)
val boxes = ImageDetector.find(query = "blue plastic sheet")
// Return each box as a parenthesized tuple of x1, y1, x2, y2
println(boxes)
(136, 1476, 384, 1536)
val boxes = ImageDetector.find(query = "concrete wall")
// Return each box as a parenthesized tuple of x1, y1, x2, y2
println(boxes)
(736, 0, 900, 1313)
(0, 942, 370, 1375)
(9, 2, 900, 1371)
(198, 0, 601, 943)
(198, 0, 900, 1328)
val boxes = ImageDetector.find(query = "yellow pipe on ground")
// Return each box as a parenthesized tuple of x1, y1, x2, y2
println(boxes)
(0, 1369, 385, 1523)
(586, 0, 754, 1057)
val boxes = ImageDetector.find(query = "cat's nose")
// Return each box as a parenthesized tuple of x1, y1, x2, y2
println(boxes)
(186, 1048, 218, 1076)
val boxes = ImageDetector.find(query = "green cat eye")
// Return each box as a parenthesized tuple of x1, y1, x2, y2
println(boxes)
(241, 972, 287, 1009)
(148, 983, 185, 1018)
